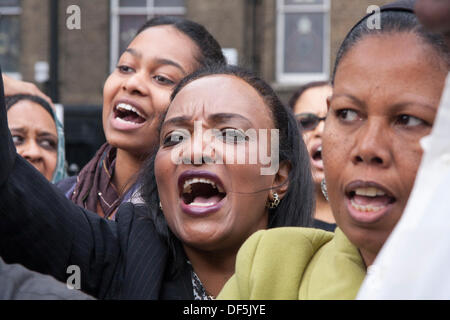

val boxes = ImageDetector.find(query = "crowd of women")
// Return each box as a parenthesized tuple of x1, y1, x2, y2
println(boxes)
(0, 0, 449, 299)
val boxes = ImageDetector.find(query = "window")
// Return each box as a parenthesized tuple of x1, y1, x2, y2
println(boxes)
(110, 0, 186, 72)
(276, 0, 330, 84)
(0, 0, 21, 78)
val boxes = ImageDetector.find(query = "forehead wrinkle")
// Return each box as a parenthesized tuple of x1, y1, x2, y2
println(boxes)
(171, 74, 274, 128)
(163, 99, 204, 128)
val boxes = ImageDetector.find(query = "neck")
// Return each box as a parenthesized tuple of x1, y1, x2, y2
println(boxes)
(359, 248, 377, 269)
(314, 186, 335, 224)
(113, 148, 145, 194)
(184, 246, 236, 298)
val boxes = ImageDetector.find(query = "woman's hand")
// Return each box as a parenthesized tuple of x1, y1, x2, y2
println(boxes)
(2, 74, 53, 105)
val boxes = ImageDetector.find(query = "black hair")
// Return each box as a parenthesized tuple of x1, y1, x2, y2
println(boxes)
(140, 64, 315, 276)
(5, 94, 54, 119)
(332, 6, 450, 84)
(136, 16, 226, 68)
(288, 81, 330, 111)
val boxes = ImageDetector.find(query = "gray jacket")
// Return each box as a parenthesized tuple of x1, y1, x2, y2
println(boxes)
(0, 258, 93, 300)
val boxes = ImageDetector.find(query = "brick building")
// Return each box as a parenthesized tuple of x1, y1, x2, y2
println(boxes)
(1, 0, 393, 105)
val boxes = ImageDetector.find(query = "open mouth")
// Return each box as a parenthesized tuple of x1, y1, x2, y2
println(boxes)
(312, 145, 322, 162)
(346, 184, 396, 214)
(181, 177, 226, 207)
(310, 144, 323, 169)
(114, 103, 147, 124)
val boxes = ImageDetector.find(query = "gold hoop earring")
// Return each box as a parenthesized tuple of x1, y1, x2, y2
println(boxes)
(266, 192, 280, 209)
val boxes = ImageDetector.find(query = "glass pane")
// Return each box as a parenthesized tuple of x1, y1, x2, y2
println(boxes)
(118, 15, 148, 58)
(154, 0, 184, 7)
(284, 0, 323, 5)
(283, 13, 324, 74)
(0, 15, 20, 73)
(119, 0, 146, 7)
(0, 0, 20, 7)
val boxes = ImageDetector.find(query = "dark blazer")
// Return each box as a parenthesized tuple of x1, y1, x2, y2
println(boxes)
(0, 72, 193, 299)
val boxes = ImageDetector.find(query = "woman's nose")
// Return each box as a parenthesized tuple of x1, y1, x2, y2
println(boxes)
(122, 71, 149, 96)
(20, 140, 44, 163)
(189, 125, 216, 165)
(351, 120, 392, 168)
(313, 118, 326, 137)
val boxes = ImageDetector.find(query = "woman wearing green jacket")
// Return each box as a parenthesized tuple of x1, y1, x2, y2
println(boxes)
(218, 0, 450, 300)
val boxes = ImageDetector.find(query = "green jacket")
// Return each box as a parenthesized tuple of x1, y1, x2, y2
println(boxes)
(218, 227, 366, 299)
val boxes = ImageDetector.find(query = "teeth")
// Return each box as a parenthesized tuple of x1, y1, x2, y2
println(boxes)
(317, 146, 322, 152)
(182, 177, 225, 194)
(116, 103, 145, 119)
(354, 187, 385, 197)
(189, 202, 215, 207)
(183, 185, 192, 194)
(350, 199, 384, 212)
(116, 117, 139, 124)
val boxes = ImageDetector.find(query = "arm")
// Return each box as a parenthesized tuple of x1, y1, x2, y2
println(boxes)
(2, 74, 52, 104)
(0, 71, 119, 298)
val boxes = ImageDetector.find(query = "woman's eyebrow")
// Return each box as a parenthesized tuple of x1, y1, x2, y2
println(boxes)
(37, 132, 57, 139)
(162, 113, 254, 129)
(390, 101, 436, 113)
(154, 58, 187, 75)
(330, 93, 365, 108)
(161, 116, 192, 129)
(124, 48, 186, 75)
(208, 113, 253, 126)
(9, 127, 27, 134)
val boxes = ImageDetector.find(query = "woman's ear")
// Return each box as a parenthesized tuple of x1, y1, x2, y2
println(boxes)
(271, 160, 291, 200)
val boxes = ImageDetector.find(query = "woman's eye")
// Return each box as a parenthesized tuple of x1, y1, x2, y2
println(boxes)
(39, 139, 57, 151)
(12, 135, 24, 145)
(117, 65, 134, 73)
(395, 115, 426, 127)
(163, 131, 188, 147)
(335, 109, 360, 122)
(218, 128, 248, 144)
(153, 75, 175, 86)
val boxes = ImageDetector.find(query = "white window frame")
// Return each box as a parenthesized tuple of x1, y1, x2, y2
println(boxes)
(0, 3, 22, 79)
(109, 0, 186, 73)
(276, 0, 330, 85)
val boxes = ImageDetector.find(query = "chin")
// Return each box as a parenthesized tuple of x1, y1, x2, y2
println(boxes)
(107, 133, 155, 157)
(313, 171, 325, 186)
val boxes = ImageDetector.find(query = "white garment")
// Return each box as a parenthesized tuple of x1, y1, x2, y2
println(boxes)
(357, 73, 450, 299)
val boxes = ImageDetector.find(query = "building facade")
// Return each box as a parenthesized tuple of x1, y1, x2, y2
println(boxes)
(1, 0, 393, 106)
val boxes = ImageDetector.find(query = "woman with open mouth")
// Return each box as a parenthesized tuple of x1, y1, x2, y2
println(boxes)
(289, 81, 335, 231)
(56, 16, 226, 220)
(218, 0, 450, 299)
(140, 64, 314, 298)
(0, 64, 314, 299)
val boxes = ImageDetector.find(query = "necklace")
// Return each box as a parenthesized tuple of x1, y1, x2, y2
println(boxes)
(191, 270, 215, 300)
